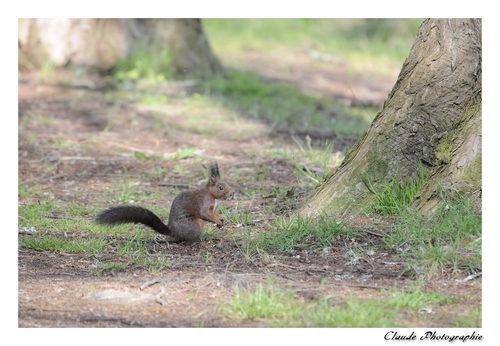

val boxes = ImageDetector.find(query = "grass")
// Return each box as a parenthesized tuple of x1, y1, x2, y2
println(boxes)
(253, 215, 356, 253)
(18, 199, 172, 274)
(109, 20, 419, 142)
(18, 170, 480, 327)
(383, 288, 456, 309)
(18, 198, 164, 238)
(112, 46, 380, 140)
(107, 169, 143, 204)
(19, 236, 108, 255)
(100, 254, 172, 274)
(18, 202, 100, 234)
(362, 170, 481, 278)
(383, 194, 482, 278)
(102, 171, 177, 208)
(367, 167, 426, 216)
(291, 140, 343, 186)
(226, 184, 481, 280)
(114, 233, 149, 256)
(191, 20, 420, 140)
(100, 262, 128, 272)
(218, 203, 253, 226)
(132, 256, 172, 273)
(114, 43, 174, 82)
(258, 140, 344, 191)
(18, 182, 32, 199)
(200, 69, 377, 139)
(20, 188, 479, 280)
(39, 60, 56, 82)
(222, 282, 468, 327)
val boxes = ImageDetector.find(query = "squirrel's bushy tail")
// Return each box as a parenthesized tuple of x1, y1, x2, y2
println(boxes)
(95, 205, 170, 236)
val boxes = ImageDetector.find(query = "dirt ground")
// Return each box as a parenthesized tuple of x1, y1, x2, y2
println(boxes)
(18, 49, 481, 328)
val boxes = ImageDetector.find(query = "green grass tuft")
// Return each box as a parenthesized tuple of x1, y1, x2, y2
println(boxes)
(19, 237, 108, 255)
(132, 256, 172, 273)
(368, 168, 426, 216)
(222, 283, 462, 327)
(260, 215, 353, 252)
(383, 194, 482, 278)
(383, 288, 456, 309)
(114, 43, 174, 82)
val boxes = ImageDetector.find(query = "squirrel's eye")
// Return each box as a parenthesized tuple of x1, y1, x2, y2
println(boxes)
(219, 186, 224, 190)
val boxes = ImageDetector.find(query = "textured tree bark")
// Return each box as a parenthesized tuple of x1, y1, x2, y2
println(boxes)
(413, 85, 481, 213)
(18, 18, 224, 78)
(299, 18, 482, 218)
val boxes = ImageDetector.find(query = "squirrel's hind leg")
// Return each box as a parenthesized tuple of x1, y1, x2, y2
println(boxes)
(168, 217, 204, 243)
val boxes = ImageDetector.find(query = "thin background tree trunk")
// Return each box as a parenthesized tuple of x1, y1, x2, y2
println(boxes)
(127, 19, 224, 78)
(18, 18, 224, 78)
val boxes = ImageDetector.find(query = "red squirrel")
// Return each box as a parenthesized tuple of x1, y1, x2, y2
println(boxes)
(95, 161, 232, 244)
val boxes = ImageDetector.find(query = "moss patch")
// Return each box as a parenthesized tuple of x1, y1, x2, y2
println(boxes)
(435, 132, 453, 165)
(462, 153, 482, 190)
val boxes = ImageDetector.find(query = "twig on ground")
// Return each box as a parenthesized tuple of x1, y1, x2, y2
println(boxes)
(359, 258, 375, 271)
(158, 183, 190, 188)
(155, 287, 168, 306)
(360, 228, 385, 237)
(140, 278, 165, 290)
(41, 213, 77, 220)
(456, 272, 482, 283)
(335, 282, 413, 293)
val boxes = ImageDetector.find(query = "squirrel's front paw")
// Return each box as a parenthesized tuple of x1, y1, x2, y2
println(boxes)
(217, 218, 225, 228)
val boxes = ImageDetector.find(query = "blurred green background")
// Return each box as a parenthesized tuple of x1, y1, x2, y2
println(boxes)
(203, 19, 423, 66)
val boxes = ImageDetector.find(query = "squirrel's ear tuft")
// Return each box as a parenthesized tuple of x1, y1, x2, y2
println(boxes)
(210, 161, 220, 178)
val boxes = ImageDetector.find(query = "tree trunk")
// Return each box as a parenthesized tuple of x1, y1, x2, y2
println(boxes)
(18, 18, 224, 78)
(299, 18, 482, 219)
(127, 19, 224, 78)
